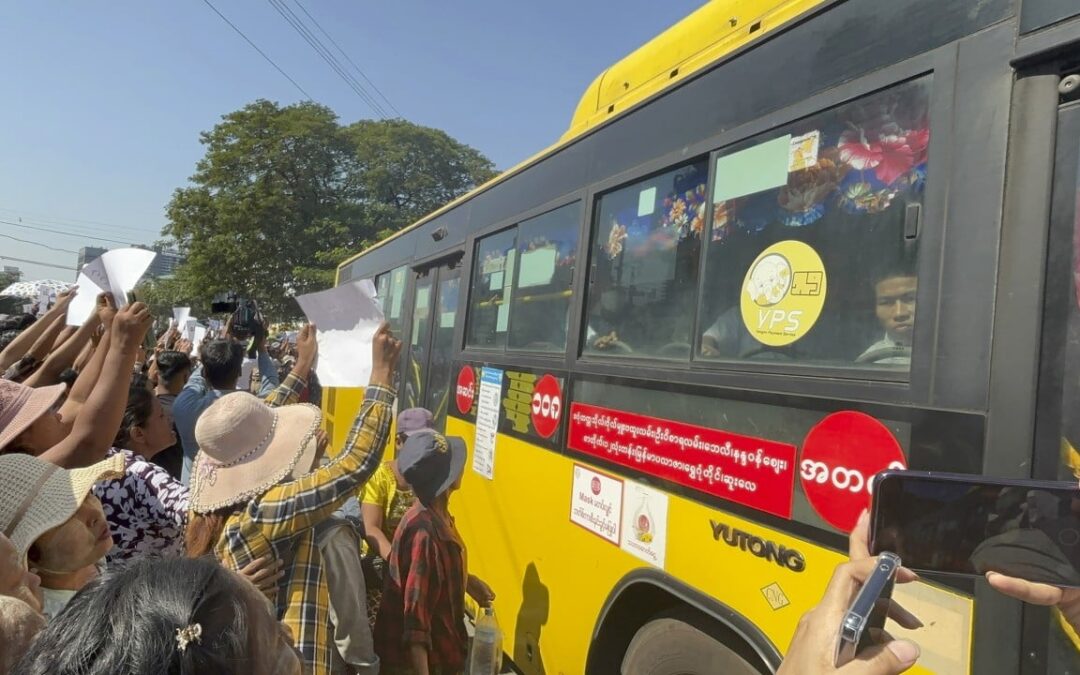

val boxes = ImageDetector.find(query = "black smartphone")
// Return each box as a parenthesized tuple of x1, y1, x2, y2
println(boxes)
(871, 470, 1080, 587)
(834, 552, 900, 667)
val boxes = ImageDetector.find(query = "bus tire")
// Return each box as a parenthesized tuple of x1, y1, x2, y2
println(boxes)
(621, 614, 764, 675)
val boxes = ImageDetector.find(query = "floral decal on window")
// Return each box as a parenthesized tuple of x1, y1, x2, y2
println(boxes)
(712, 80, 931, 238)
(605, 221, 628, 260)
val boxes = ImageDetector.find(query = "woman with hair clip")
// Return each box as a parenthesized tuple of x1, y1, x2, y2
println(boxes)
(12, 556, 302, 675)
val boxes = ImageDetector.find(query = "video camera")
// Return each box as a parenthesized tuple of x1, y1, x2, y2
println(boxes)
(211, 293, 264, 342)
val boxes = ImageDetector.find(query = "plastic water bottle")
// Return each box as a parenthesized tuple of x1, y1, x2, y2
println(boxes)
(468, 607, 503, 675)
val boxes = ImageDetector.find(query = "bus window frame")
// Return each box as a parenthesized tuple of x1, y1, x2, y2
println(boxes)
(568, 48, 956, 408)
(459, 189, 588, 362)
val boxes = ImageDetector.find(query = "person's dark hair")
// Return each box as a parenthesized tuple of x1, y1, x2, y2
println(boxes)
(12, 557, 258, 675)
(0, 314, 35, 332)
(115, 386, 155, 448)
(130, 372, 151, 392)
(871, 258, 917, 289)
(200, 339, 245, 389)
(0, 329, 21, 352)
(57, 367, 79, 389)
(157, 350, 193, 384)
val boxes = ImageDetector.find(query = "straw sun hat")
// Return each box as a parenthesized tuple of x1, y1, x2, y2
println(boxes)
(189, 393, 322, 513)
(0, 453, 125, 559)
(0, 380, 66, 451)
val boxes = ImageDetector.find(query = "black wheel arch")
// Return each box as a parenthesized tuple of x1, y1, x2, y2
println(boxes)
(585, 568, 783, 675)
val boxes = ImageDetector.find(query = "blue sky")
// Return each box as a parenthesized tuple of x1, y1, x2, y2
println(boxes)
(0, 0, 703, 283)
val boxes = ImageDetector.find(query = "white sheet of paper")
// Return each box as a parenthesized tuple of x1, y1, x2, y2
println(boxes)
(66, 272, 104, 327)
(173, 307, 191, 328)
(184, 318, 197, 343)
(66, 248, 157, 325)
(296, 279, 384, 387)
(190, 326, 207, 356)
(517, 247, 558, 288)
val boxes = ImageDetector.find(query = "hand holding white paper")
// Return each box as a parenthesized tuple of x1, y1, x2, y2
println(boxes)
(190, 326, 208, 356)
(295, 279, 384, 387)
(66, 248, 157, 326)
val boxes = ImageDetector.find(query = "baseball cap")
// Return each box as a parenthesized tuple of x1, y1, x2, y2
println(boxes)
(397, 432, 466, 507)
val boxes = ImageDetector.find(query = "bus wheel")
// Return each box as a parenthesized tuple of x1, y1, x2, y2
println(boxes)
(621, 613, 764, 675)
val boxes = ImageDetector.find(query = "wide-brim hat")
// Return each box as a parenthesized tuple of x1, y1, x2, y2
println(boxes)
(189, 392, 322, 513)
(0, 453, 125, 560)
(398, 432, 466, 507)
(0, 380, 66, 451)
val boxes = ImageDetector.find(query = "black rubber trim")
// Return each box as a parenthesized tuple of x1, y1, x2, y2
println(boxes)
(590, 568, 783, 673)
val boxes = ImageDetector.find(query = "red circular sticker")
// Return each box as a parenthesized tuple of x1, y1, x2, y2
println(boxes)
(530, 374, 562, 438)
(455, 366, 475, 415)
(799, 411, 907, 533)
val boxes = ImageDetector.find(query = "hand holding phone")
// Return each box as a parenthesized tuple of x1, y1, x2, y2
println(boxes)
(777, 552, 921, 674)
(835, 553, 900, 667)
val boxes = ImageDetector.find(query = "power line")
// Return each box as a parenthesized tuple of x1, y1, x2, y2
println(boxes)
(0, 255, 78, 272)
(292, 0, 402, 117)
(5, 214, 160, 244)
(265, 0, 387, 117)
(265, 0, 385, 116)
(0, 232, 78, 254)
(201, 0, 313, 100)
(0, 219, 132, 246)
(0, 207, 159, 236)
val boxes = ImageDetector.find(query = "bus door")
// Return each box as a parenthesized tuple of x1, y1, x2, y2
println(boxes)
(1033, 96, 1080, 673)
(402, 257, 462, 431)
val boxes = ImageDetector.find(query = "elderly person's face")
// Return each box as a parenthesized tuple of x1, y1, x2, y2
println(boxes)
(0, 534, 42, 614)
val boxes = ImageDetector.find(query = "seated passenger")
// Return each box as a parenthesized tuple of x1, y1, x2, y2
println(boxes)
(700, 305, 793, 360)
(857, 265, 917, 365)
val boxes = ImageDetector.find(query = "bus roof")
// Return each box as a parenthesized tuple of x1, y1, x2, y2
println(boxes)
(338, 0, 825, 270)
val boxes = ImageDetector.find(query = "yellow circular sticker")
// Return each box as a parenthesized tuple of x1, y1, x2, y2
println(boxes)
(740, 240, 827, 347)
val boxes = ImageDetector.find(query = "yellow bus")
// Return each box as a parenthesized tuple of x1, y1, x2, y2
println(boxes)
(326, 0, 1080, 672)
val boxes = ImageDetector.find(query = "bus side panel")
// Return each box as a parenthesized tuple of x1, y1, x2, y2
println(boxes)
(447, 416, 973, 673)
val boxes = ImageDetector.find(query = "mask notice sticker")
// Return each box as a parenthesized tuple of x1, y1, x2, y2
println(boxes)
(740, 240, 827, 347)
(570, 464, 623, 545)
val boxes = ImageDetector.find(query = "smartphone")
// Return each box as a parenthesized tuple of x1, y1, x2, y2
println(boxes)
(834, 552, 900, 667)
(871, 470, 1080, 587)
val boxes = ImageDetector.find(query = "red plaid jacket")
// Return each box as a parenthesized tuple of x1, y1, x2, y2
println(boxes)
(374, 503, 468, 672)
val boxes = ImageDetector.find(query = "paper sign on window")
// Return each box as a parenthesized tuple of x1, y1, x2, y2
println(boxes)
(517, 247, 558, 288)
(713, 135, 792, 203)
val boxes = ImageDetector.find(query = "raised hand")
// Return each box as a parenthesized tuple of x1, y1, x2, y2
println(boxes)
(296, 323, 318, 367)
(370, 322, 402, 386)
(111, 302, 152, 353)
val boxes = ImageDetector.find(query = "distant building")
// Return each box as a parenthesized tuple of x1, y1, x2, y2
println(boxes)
(77, 246, 107, 270)
(147, 246, 183, 279)
(2, 266, 21, 282)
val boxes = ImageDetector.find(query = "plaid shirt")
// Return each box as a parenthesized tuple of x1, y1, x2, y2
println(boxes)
(213, 384, 395, 675)
(375, 503, 468, 672)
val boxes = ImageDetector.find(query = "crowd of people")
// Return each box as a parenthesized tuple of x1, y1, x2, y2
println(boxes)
(0, 288, 490, 675)
(0, 287, 1079, 675)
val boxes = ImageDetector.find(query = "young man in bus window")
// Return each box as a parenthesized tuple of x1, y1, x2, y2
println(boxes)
(857, 265, 917, 366)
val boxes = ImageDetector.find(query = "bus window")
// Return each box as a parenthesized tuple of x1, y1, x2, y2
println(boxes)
(467, 228, 518, 350)
(405, 274, 434, 409)
(425, 273, 461, 428)
(698, 77, 930, 369)
(376, 265, 408, 337)
(584, 161, 707, 359)
(508, 202, 581, 352)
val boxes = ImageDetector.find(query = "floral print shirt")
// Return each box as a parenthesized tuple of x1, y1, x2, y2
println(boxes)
(92, 448, 189, 568)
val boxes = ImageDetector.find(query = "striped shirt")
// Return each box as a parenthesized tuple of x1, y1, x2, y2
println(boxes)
(212, 384, 395, 675)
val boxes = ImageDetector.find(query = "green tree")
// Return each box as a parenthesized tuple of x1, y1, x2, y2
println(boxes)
(164, 101, 496, 319)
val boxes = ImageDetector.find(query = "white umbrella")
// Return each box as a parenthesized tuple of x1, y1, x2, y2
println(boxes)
(0, 279, 73, 299)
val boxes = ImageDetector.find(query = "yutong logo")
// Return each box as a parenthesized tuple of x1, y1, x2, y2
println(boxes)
(709, 520, 805, 573)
